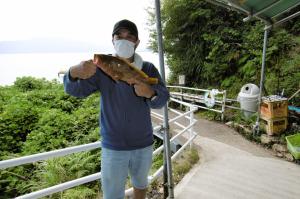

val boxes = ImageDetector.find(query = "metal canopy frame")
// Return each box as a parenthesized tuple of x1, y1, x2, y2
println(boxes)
(207, 0, 300, 28)
(204, 0, 300, 133)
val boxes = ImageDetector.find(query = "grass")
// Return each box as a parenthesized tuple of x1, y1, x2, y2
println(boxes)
(172, 148, 199, 184)
(147, 147, 200, 198)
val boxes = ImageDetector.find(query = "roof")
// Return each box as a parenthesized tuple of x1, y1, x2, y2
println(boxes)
(207, 0, 300, 29)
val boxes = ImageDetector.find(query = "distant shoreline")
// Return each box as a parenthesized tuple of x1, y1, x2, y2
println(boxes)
(0, 51, 167, 86)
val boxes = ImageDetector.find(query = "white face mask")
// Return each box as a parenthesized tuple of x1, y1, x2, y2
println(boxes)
(113, 39, 135, 58)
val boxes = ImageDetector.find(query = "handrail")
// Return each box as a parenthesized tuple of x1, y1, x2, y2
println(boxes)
(1, 127, 162, 170)
(168, 108, 196, 124)
(16, 173, 101, 199)
(152, 121, 197, 157)
(168, 85, 211, 92)
(168, 85, 230, 121)
(169, 108, 197, 122)
(0, 97, 198, 198)
(0, 142, 101, 169)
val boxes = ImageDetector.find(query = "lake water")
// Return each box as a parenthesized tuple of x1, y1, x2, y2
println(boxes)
(0, 51, 169, 86)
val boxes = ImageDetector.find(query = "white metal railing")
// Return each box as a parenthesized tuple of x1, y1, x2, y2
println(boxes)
(16, 173, 101, 199)
(167, 85, 227, 121)
(0, 98, 198, 199)
(168, 85, 261, 120)
(0, 142, 101, 169)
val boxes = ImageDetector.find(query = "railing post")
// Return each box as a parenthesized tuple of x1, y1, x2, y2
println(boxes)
(180, 87, 183, 110)
(189, 105, 194, 149)
(221, 90, 227, 122)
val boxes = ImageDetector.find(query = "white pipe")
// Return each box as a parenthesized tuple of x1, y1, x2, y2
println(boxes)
(168, 85, 225, 95)
(168, 85, 210, 92)
(17, 131, 196, 199)
(194, 104, 223, 113)
(172, 121, 197, 141)
(151, 111, 163, 119)
(16, 173, 101, 199)
(153, 121, 197, 157)
(0, 141, 101, 169)
(168, 109, 196, 124)
(189, 106, 195, 149)
(4, 97, 197, 198)
(170, 97, 197, 107)
(153, 125, 162, 132)
(9, 122, 196, 199)
(169, 108, 197, 122)
(152, 114, 164, 121)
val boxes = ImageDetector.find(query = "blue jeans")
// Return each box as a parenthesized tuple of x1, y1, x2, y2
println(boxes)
(101, 145, 153, 199)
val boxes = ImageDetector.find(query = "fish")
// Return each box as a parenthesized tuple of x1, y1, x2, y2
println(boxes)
(93, 54, 158, 85)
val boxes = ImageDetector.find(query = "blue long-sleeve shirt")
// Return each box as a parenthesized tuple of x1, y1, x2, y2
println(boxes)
(64, 61, 169, 150)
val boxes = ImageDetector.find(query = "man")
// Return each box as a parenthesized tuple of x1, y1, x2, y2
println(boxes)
(64, 19, 169, 199)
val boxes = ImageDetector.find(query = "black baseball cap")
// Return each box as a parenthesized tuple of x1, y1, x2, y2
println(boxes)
(112, 19, 138, 39)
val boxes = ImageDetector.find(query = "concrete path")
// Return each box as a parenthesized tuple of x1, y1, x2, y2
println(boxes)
(173, 118, 300, 199)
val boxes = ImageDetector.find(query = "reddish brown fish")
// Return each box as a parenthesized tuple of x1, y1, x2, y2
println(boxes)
(93, 54, 158, 85)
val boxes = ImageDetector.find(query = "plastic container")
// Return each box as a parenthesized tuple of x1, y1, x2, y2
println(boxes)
(237, 84, 260, 117)
(285, 134, 300, 160)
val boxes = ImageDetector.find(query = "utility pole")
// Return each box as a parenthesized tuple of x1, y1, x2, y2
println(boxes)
(155, 0, 174, 198)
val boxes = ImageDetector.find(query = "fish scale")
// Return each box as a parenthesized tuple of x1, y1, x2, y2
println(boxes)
(93, 54, 158, 85)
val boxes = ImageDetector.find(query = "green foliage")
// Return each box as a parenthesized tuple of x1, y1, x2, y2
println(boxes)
(0, 164, 35, 198)
(62, 186, 97, 199)
(0, 96, 39, 156)
(148, 0, 299, 99)
(151, 153, 163, 173)
(265, 36, 300, 104)
(22, 109, 77, 154)
(30, 151, 100, 199)
(0, 77, 101, 198)
(196, 110, 220, 121)
(13, 76, 57, 92)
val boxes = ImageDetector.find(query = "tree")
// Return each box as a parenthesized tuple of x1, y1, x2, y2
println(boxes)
(147, 0, 299, 98)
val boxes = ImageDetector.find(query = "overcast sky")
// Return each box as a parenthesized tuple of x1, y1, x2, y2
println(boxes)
(0, 0, 155, 50)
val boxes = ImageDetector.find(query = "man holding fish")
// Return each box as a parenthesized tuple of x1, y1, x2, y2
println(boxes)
(63, 19, 169, 199)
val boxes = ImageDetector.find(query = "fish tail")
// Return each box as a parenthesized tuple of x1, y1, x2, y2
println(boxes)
(147, 77, 159, 84)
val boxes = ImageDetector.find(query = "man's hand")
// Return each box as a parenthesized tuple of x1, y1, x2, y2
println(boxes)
(70, 60, 97, 79)
(133, 80, 156, 98)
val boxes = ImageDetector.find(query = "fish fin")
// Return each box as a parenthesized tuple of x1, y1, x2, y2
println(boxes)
(147, 77, 159, 85)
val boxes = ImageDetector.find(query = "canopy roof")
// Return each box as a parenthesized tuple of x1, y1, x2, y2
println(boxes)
(207, 0, 300, 28)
